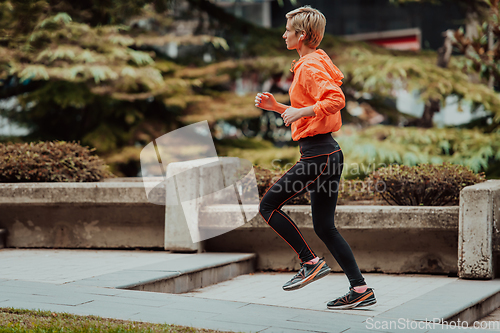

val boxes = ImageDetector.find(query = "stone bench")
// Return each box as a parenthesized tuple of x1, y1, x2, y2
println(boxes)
(459, 179, 500, 279)
(0, 182, 165, 248)
(0, 177, 498, 277)
(200, 204, 459, 273)
(0, 229, 6, 249)
(200, 204, 458, 230)
(161, 157, 460, 272)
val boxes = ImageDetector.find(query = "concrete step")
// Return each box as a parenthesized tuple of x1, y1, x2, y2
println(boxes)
(69, 252, 256, 294)
(377, 278, 500, 327)
(477, 305, 500, 329)
(445, 283, 500, 327)
(0, 229, 6, 249)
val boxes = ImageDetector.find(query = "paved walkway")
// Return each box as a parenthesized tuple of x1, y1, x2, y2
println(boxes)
(1, 249, 500, 332)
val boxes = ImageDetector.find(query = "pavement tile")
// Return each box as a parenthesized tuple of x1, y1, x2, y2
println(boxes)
(1, 249, 498, 333)
(207, 303, 353, 333)
(355, 318, 431, 333)
(217, 302, 311, 320)
(67, 300, 147, 319)
(470, 321, 500, 332)
(424, 328, 480, 333)
(96, 294, 176, 308)
(160, 295, 250, 313)
(0, 280, 63, 290)
(0, 291, 95, 306)
(213, 313, 351, 333)
(338, 328, 382, 333)
(126, 307, 218, 322)
(69, 270, 181, 289)
(129, 313, 270, 333)
(0, 249, 185, 284)
(182, 272, 455, 317)
(136, 253, 256, 274)
(258, 327, 322, 333)
(59, 285, 127, 296)
(0, 300, 81, 314)
(107, 289, 182, 301)
(286, 310, 367, 325)
(378, 279, 500, 322)
(354, 318, 492, 333)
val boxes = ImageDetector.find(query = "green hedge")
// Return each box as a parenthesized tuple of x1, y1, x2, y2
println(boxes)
(0, 141, 114, 182)
(252, 162, 485, 206)
(367, 162, 486, 206)
(251, 165, 380, 205)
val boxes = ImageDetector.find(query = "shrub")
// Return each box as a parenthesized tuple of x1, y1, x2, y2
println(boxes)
(337, 178, 383, 203)
(0, 141, 114, 182)
(366, 162, 486, 206)
(250, 165, 310, 205)
(251, 166, 381, 205)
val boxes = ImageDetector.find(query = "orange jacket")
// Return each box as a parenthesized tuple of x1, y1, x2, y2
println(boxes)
(289, 49, 345, 141)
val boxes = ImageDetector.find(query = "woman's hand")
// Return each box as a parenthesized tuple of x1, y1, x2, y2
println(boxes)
(255, 92, 278, 112)
(281, 107, 304, 126)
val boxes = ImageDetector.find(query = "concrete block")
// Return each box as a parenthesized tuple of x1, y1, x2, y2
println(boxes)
(136, 252, 255, 274)
(164, 157, 216, 252)
(0, 203, 164, 248)
(127, 253, 256, 293)
(0, 182, 165, 249)
(0, 229, 6, 249)
(164, 157, 252, 251)
(459, 180, 500, 279)
(201, 205, 459, 230)
(0, 182, 155, 204)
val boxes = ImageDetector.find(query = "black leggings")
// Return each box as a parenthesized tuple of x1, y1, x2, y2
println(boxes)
(258, 133, 366, 288)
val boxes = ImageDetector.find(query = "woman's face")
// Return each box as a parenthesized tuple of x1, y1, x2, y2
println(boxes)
(283, 19, 300, 50)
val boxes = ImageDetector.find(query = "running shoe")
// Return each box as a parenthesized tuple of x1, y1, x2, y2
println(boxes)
(327, 287, 377, 310)
(282, 258, 331, 291)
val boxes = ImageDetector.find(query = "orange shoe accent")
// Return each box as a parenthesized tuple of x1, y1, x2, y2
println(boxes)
(351, 291, 374, 304)
(302, 261, 325, 283)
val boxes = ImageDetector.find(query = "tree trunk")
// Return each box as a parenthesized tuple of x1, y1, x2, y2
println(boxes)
(419, 99, 440, 128)
(488, 24, 495, 89)
(465, 11, 480, 40)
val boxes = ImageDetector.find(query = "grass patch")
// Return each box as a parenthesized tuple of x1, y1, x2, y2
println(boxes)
(0, 308, 232, 333)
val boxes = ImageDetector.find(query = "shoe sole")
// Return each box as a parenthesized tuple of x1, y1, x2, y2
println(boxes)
(327, 298, 377, 310)
(283, 265, 331, 291)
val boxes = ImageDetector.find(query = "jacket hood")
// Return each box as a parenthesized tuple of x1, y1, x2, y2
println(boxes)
(294, 49, 344, 86)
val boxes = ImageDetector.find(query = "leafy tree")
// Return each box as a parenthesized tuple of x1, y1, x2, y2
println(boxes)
(0, 1, 227, 164)
(1, 0, 499, 177)
(335, 125, 500, 179)
(389, 0, 499, 129)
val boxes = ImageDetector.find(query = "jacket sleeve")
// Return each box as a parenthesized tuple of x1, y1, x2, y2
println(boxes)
(303, 66, 345, 117)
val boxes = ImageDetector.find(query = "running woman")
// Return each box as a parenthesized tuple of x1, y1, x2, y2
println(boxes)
(254, 5, 376, 310)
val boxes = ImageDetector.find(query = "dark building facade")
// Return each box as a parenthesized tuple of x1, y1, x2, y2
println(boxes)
(271, 0, 465, 50)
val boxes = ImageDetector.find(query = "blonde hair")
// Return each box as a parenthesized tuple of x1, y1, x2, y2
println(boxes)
(286, 6, 326, 48)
